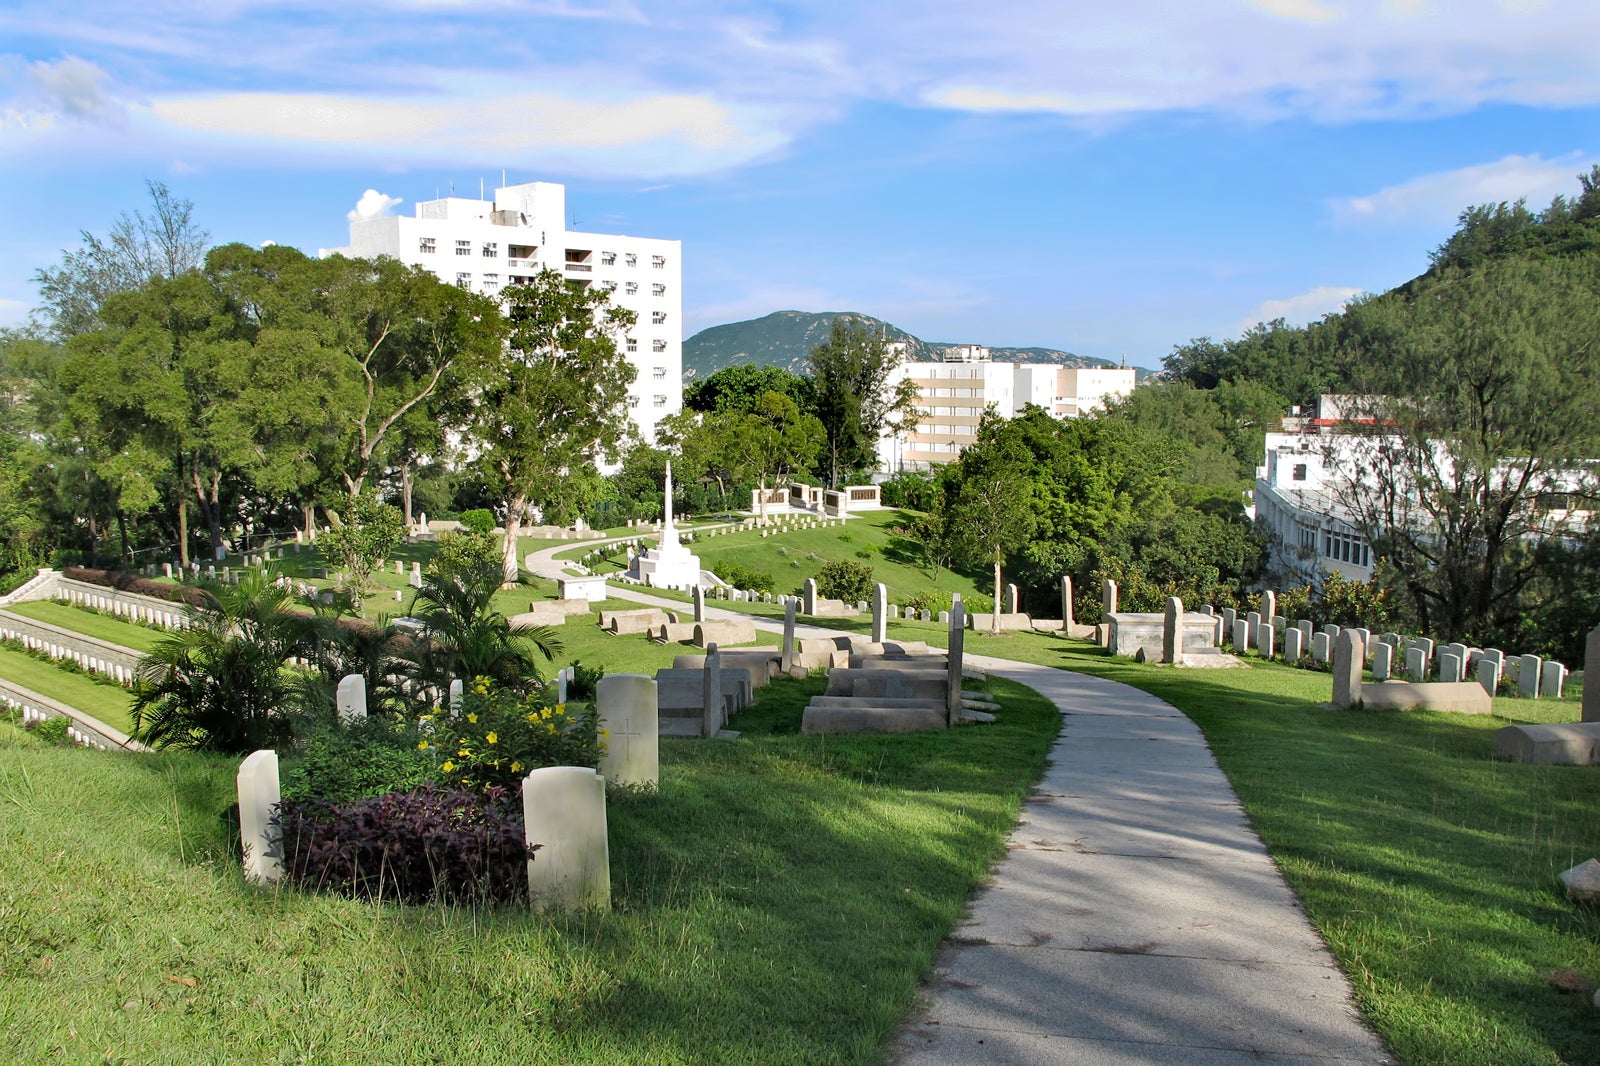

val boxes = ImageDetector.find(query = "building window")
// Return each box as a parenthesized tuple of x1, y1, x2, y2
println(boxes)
(652, 255, 666, 269)
(419, 237, 436, 254)
(603, 280, 618, 291)
(482, 242, 498, 257)
(601, 251, 616, 266)
(455, 272, 472, 289)
(652, 366, 667, 379)
(1299, 526, 1317, 551)
(652, 283, 666, 296)
(625, 253, 638, 267)
(652, 339, 667, 352)
(653, 394, 667, 406)
(1322, 531, 1370, 568)
(626, 338, 637, 353)
(481, 273, 500, 293)
(1292, 463, 1308, 482)
(628, 396, 639, 408)
(651, 311, 667, 324)
(455, 240, 472, 256)
(625, 281, 638, 295)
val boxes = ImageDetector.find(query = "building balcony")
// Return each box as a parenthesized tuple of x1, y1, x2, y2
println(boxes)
(564, 262, 593, 272)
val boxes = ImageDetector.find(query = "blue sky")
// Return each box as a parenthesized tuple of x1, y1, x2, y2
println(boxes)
(3, 0, 1598, 367)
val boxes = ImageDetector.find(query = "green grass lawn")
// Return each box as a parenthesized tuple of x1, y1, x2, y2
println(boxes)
(5, 599, 165, 653)
(555, 510, 990, 606)
(0, 674, 1060, 1064)
(0, 645, 135, 734)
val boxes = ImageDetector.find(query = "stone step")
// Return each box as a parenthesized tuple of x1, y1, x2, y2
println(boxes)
(806, 696, 947, 712)
(800, 703, 947, 734)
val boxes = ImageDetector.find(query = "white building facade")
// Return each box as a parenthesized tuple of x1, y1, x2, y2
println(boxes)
(880, 351, 1137, 470)
(1253, 430, 1377, 584)
(331, 181, 682, 446)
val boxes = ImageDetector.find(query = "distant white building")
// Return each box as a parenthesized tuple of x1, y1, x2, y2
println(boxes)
(879, 350, 1137, 470)
(328, 181, 682, 447)
(1254, 395, 1597, 586)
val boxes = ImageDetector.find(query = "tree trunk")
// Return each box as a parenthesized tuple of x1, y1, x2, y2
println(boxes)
(991, 558, 1002, 635)
(177, 495, 189, 570)
(400, 458, 414, 527)
(758, 474, 768, 525)
(302, 502, 316, 544)
(502, 493, 527, 585)
(117, 510, 130, 566)
(87, 509, 99, 569)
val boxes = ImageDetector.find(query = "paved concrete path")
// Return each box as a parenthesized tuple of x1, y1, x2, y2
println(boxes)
(890, 656, 1392, 1065)
(521, 541, 1391, 1063)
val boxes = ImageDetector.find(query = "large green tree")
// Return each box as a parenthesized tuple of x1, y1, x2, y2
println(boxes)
(466, 268, 636, 582)
(943, 416, 1038, 633)
(1332, 256, 1600, 643)
(807, 318, 918, 486)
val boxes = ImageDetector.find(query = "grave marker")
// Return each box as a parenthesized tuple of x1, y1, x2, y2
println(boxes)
(1371, 641, 1392, 681)
(781, 600, 797, 674)
(336, 674, 367, 723)
(1284, 626, 1304, 663)
(1332, 629, 1363, 709)
(872, 583, 888, 643)
(946, 602, 966, 726)
(236, 750, 283, 885)
(522, 767, 609, 911)
(702, 644, 723, 737)
(1518, 654, 1542, 698)
(1061, 575, 1075, 629)
(1163, 596, 1184, 665)
(597, 674, 659, 787)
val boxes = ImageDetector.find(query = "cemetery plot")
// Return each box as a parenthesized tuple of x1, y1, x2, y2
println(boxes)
(0, 645, 135, 733)
(5, 599, 165, 653)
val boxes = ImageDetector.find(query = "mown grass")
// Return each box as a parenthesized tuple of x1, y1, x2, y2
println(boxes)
(0, 645, 135, 734)
(5, 599, 166, 653)
(554, 510, 989, 606)
(0, 674, 1059, 1064)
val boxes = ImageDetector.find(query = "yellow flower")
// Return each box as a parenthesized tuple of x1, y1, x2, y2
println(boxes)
(458, 748, 470, 758)
(441, 761, 455, 772)
(556, 703, 567, 715)
(540, 707, 552, 720)
(466, 713, 478, 724)
(486, 732, 498, 745)
(510, 761, 524, 773)
(417, 740, 429, 750)
(600, 728, 610, 738)
(419, 713, 433, 723)
(525, 712, 539, 723)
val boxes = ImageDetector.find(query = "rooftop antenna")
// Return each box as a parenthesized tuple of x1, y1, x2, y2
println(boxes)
(480, 177, 484, 200)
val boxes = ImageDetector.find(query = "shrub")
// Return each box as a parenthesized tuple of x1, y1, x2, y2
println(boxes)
(902, 590, 949, 617)
(282, 718, 438, 803)
(278, 786, 533, 905)
(32, 716, 70, 745)
(420, 678, 599, 793)
(816, 560, 875, 603)
(458, 509, 496, 536)
(64, 566, 208, 607)
(879, 470, 939, 511)
(569, 660, 604, 701)
(717, 563, 773, 593)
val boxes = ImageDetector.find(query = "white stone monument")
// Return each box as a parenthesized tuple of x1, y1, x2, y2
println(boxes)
(629, 462, 705, 589)
(872, 583, 888, 644)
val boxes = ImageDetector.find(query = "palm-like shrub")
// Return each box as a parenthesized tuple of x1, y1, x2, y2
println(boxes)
(132, 569, 323, 753)
(404, 557, 561, 694)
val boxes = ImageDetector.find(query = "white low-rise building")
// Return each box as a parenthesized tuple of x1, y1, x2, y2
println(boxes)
(328, 181, 682, 446)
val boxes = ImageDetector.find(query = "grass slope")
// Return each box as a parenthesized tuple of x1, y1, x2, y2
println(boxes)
(5, 599, 165, 653)
(0, 645, 135, 734)
(0, 675, 1059, 1064)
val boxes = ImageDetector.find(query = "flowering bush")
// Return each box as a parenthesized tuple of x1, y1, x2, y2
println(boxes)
(418, 677, 601, 793)
(278, 786, 533, 905)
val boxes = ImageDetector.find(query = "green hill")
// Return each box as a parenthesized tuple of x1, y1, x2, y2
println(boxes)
(683, 310, 1141, 380)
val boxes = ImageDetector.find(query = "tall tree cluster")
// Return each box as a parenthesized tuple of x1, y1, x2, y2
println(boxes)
(1, 186, 635, 580)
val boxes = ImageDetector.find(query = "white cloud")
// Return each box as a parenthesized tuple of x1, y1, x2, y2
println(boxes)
(1250, 0, 1346, 23)
(347, 189, 403, 221)
(1234, 285, 1363, 333)
(1334, 152, 1596, 224)
(142, 86, 791, 177)
(1, 54, 125, 132)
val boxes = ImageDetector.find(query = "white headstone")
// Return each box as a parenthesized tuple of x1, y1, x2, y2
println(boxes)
(1406, 646, 1426, 681)
(596, 674, 659, 788)
(1233, 618, 1250, 654)
(522, 767, 609, 911)
(702, 644, 723, 737)
(692, 584, 705, 623)
(1332, 629, 1363, 709)
(1517, 654, 1542, 698)
(1476, 656, 1500, 695)
(946, 602, 966, 726)
(236, 750, 283, 885)
(448, 678, 464, 715)
(872, 583, 888, 644)
(1284, 625, 1304, 664)
(1313, 631, 1331, 664)
(802, 578, 817, 615)
(1371, 640, 1392, 681)
(1257, 619, 1275, 660)
(557, 667, 570, 704)
(1060, 575, 1075, 629)
(1438, 650, 1464, 684)
(336, 673, 367, 723)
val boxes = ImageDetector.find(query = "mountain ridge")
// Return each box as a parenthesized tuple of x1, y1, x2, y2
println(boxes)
(683, 310, 1144, 380)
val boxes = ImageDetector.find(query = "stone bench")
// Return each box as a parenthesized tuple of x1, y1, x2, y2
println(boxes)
(675, 651, 776, 687)
(509, 610, 567, 628)
(1106, 612, 1218, 660)
(968, 612, 1032, 632)
(652, 622, 700, 643)
(1494, 723, 1600, 765)
(602, 608, 674, 634)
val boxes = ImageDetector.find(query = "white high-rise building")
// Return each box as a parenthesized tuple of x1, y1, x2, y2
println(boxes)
(329, 181, 682, 446)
